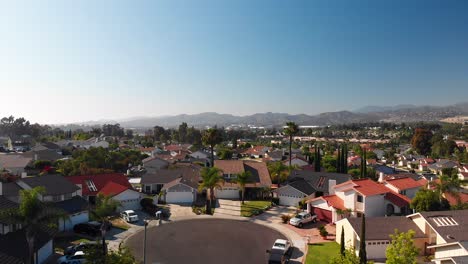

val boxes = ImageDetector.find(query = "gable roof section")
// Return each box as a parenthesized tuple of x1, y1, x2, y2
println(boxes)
(21, 174, 80, 195)
(0, 154, 32, 168)
(336, 178, 390, 196)
(214, 160, 272, 187)
(417, 210, 468, 243)
(99, 181, 130, 196)
(348, 216, 426, 240)
(66, 173, 132, 196)
(0, 227, 56, 263)
(385, 177, 425, 191)
(385, 192, 411, 207)
(287, 179, 316, 195)
(308, 195, 345, 210)
(214, 160, 245, 174)
(54, 195, 88, 214)
(288, 170, 351, 193)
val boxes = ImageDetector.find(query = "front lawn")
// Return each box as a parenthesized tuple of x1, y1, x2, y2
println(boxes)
(241, 200, 271, 217)
(54, 236, 92, 254)
(109, 216, 131, 230)
(306, 242, 340, 264)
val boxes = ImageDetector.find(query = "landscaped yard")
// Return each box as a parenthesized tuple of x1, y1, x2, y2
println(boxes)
(241, 200, 272, 217)
(54, 235, 92, 254)
(306, 242, 340, 264)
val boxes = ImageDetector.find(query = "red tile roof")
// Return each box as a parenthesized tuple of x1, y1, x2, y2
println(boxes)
(444, 192, 468, 206)
(66, 173, 133, 196)
(99, 181, 129, 196)
(322, 195, 346, 210)
(385, 192, 411, 207)
(385, 177, 425, 191)
(349, 178, 390, 196)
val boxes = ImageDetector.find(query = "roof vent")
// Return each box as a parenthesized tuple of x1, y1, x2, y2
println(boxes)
(447, 235, 455, 239)
(431, 216, 458, 227)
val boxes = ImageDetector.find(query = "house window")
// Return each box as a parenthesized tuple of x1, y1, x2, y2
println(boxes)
(400, 190, 407, 195)
(64, 193, 72, 200)
(52, 195, 62, 202)
(357, 195, 363, 203)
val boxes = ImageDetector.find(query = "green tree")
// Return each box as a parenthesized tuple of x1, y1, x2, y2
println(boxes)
(267, 161, 290, 186)
(0, 187, 67, 264)
(359, 215, 367, 264)
(90, 194, 121, 258)
(284, 122, 299, 166)
(411, 189, 447, 212)
(315, 145, 322, 172)
(386, 229, 419, 264)
(431, 174, 461, 203)
(198, 167, 224, 214)
(202, 128, 223, 167)
(340, 226, 345, 256)
(85, 246, 137, 264)
(329, 247, 360, 264)
(234, 171, 252, 204)
(360, 148, 367, 179)
(411, 128, 433, 155)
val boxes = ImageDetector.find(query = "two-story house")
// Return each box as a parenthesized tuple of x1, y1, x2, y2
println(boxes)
(307, 178, 411, 223)
(383, 177, 427, 199)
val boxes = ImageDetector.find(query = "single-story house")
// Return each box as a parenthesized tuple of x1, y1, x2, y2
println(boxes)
(142, 156, 169, 172)
(0, 154, 33, 176)
(336, 216, 427, 260)
(67, 173, 143, 211)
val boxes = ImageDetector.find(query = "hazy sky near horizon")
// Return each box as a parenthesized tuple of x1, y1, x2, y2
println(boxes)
(1, 0, 468, 124)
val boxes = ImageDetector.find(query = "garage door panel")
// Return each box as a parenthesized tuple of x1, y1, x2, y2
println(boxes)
(313, 207, 332, 223)
(279, 195, 301, 206)
(215, 189, 239, 199)
(166, 192, 193, 204)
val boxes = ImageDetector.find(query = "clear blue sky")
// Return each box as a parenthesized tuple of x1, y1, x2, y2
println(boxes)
(1, 0, 467, 124)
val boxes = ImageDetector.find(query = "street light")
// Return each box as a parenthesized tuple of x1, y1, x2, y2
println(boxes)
(143, 219, 150, 264)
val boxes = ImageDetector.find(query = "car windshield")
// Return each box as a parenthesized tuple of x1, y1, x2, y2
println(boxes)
(129, 212, 137, 216)
(274, 243, 285, 248)
(295, 214, 303, 219)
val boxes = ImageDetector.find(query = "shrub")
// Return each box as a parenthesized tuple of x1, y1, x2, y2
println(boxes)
(272, 197, 279, 205)
(140, 197, 158, 216)
(281, 214, 291, 224)
(319, 225, 328, 237)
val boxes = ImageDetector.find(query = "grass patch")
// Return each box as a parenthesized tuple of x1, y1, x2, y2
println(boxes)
(109, 216, 131, 230)
(306, 242, 340, 264)
(241, 200, 272, 217)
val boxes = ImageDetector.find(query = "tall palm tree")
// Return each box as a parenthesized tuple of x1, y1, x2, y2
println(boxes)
(0, 187, 67, 264)
(234, 171, 252, 204)
(431, 174, 461, 203)
(267, 161, 290, 186)
(198, 167, 224, 214)
(90, 193, 121, 259)
(202, 128, 223, 167)
(284, 122, 299, 167)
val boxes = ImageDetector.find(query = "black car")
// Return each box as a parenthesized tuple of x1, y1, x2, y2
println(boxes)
(73, 222, 101, 237)
(64, 241, 100, 256)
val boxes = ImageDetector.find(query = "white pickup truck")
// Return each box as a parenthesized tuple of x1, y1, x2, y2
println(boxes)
(289, 212, 317, 228)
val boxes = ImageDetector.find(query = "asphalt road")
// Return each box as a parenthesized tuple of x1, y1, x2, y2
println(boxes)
(125, 219, 287, 264)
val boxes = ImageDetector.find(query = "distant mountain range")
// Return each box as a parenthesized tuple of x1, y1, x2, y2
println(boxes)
(69, 102, 468, 128)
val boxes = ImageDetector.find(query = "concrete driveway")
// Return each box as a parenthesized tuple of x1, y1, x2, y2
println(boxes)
(125, 218, 288, 264)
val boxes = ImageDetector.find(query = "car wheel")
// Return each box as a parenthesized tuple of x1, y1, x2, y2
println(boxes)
(298, 223, 303, 228)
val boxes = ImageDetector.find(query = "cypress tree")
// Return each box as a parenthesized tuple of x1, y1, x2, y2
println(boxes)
(344, 144, 348, 174)
(337, 147, 341, 173)
(340, 226, 345, 256)
(315, 145, 321, 172)
(359, 214, 367, 264)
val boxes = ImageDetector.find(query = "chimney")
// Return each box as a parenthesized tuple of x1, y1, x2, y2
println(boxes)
(328, 179, 336, 195)
(378, 172, 384, 183)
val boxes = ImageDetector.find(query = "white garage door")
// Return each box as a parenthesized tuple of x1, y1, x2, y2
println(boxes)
(279, 195, 301, 206)
(119, 198, 141, 211)
(166, 191, 194, 204)
(37, 240, 53, 264)
(59, 211, 89, 231)
(215, 188, 239, 199)
(366, 241, 390, 259)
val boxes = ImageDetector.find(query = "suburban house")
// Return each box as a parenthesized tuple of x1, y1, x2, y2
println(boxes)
(383, 176, 427, 199)
(160, 166, 201, 204)
(282, 156, 309, 168)
(141, 165, 200, 195)
(14, 174, 89, 231)
(188, 150, 214, 166)
(336, 216, 427, 260)
(347, 156, 362, 167)
(307, 178, 412, 223)
(419, 158, 436, 172)
(373, 165, 398, 178)
(407, 210, 468, 264)
(7, 135, 33, 152)
(429, 159, 459, 175)
(273, 170, 351, 206)
(67, 173, 143, 211)
(213, 160, 272, 199)
(142, 156, 169, 172)
(241, 146, 272, 159)
(31, 142, 62, 153)
(264, 150, 284, 162)
(56, 137, 109, 149)
(0, 154, 33, 176)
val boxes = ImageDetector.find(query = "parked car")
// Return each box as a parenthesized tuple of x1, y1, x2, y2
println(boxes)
(267, 239, 292, 264)
(121, 210, 139, 222)
(57, 251, 86, 264)
(289, 212, 317, 228)
(64, 241, 99, 256)
(73, 221, 110, 237)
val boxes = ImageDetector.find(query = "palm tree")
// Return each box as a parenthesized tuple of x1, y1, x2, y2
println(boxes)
(267, 161, 290, 186)
(431, 174, 461, 203)
(90, 193, 121, 259)
(198, 167, 224, 214)
(0, 187, 67, 264)
(202, 128, 223, 167)
(234, 171, 252, 204)
(284, 122, 299, 167)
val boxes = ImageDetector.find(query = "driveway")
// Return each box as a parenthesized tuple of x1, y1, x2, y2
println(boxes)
(213, 199, 242, 217)
(125, 218, 287, 264)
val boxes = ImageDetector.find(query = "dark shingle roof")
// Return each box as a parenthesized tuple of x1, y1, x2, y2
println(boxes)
(21, 174, 80, 195)
(287, 170, 351, 192)
(347, 216, 426, 240)
(0, 252, 23, 264)
(0, 228, 55, 263)
(141, 169, 185, 184)
(1, 183, 21, 198)
(0, 196, 18, 210)
(288, 180, 316, 195)
(419, 210, 468, 243)
(54, 195, 89, 214)
(450, 255, 468, 264)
